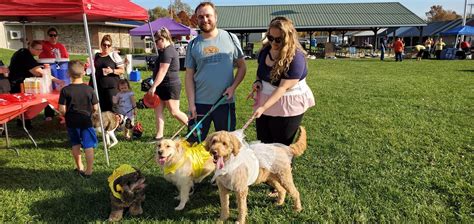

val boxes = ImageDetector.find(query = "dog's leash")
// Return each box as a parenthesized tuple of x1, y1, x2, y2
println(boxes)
(184, 94, 229, 140)
(241, 115, 256, 131)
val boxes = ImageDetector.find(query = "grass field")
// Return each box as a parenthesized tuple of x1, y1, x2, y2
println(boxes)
(0, 48, 473, 223)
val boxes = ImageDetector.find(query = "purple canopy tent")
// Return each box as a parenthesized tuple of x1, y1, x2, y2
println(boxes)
(130, 17, 197, 36)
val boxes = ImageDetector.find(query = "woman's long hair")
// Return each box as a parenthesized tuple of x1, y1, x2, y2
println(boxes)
(262, 17, 307, 83)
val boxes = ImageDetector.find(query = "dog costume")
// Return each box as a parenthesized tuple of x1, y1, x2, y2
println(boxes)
(164, 140, 212, 178)
(108, 164, 138, 201)
(211, 130, 293, 190)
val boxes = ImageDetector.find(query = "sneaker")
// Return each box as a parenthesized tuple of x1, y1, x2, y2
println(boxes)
(79, 172, 91, 179)
(45, 117, 53, 122)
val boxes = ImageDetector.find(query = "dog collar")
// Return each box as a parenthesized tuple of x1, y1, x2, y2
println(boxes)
(108, 164, 137, 200)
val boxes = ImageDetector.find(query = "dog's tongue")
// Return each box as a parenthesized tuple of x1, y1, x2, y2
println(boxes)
(217, 156, 225, 169)
(159, 157, 166, 165)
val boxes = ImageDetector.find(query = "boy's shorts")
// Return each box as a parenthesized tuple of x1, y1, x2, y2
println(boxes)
(67, 127, 98, 149)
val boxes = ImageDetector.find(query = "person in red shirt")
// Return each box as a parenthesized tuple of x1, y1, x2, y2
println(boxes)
(393, 37, 404, 62)
(460, 39, 471, 52)
(39, 27, 69, 60)
(39, 27, 70, 121)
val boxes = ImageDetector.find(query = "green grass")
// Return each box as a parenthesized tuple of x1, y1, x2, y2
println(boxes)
(1, 47, 473, 223)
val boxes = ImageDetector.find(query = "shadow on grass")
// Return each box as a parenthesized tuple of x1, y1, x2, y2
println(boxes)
(0, 166, 222, 222)
(458, 69, 474, 73)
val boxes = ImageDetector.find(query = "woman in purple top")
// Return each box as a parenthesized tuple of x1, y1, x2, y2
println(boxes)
(252, 16, 315, 145)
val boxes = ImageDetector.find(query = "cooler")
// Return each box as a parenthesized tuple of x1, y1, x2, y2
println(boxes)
(130, 69, 141, 82)
(38, 58, 70, 89)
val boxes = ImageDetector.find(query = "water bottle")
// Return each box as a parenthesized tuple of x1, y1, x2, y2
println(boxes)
(42, 64, 53, 93)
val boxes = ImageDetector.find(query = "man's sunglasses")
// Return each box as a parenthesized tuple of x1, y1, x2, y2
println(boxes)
(267, 35, 282, 44)
(102, 44, 112, 48)
(49, 34, 58, 37)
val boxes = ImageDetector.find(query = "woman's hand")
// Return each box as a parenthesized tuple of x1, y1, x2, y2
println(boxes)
(102, 67, 113, 76)
(148, 86, 157, 96)
(253, 106, 266, 119)
(252, 80, 262, 91)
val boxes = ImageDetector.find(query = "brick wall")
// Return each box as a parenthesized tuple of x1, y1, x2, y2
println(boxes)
(8, 24, 134, 54)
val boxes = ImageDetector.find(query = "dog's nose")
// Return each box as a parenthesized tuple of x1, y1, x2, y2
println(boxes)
(157, 150, 163, 156)
(212, 151, 218, 156)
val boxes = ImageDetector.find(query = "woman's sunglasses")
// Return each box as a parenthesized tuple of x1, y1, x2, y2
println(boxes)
(49, 34, 58, 37)
(102, 43, 112, 48)
(267, 35, 282, 44)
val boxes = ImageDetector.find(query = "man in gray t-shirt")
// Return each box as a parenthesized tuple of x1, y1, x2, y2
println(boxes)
(185, 2, 246, 143)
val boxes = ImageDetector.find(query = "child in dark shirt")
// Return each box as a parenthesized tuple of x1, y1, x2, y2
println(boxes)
(59, 60, 99, 178)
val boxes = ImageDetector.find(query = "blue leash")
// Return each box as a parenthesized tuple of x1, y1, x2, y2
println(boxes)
(184, 95, 229, 141)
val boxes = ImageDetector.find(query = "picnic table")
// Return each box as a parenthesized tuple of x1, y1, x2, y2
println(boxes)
(1, 92, 59, 154)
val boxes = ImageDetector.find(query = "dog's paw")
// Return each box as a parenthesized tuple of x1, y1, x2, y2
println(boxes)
(174, 204, 185, 211)
(293, 205, 303, 212)
(174, 195, 180, 200)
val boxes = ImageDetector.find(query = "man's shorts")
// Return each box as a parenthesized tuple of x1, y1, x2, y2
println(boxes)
(67, 127, 98, 149)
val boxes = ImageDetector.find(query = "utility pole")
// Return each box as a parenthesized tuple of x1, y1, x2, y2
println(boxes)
(460, 0, 468, 46)
(469, 3, 474, 18)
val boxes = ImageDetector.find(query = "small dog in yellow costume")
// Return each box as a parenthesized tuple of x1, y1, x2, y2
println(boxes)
(155, 139, 215, 210)
(108, 164, 146, 221)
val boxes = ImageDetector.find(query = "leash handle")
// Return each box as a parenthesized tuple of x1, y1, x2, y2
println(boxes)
(184, 94, 227, 140)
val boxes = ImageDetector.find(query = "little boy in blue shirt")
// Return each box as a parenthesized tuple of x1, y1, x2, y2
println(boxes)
(59, 60, 98, 178)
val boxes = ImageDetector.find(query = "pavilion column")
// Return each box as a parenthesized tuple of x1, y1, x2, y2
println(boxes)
(239, 33, 244, 48)
(417, 26, 424, 45)
(245, 33, 249, 46)
(328, 30, 333, 43)
(372, 27, 380, 51)
(341, 31, 347, 45)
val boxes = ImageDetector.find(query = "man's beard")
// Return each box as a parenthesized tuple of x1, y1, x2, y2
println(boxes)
(198, 22, 215, 33)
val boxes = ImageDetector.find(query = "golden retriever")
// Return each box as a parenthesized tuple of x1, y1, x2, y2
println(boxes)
(155, 139, 215, 210)
(205, 126, 307, 224)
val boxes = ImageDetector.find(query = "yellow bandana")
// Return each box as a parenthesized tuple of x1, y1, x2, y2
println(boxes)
(108, 164, 137, 200)
(163, 140, 211, 178)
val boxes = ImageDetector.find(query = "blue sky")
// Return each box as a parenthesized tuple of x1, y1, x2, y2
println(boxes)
(131, 0, 467, 19)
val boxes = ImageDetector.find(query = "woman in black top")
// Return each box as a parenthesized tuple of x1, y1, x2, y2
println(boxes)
(8, 40, 64, 129)
(91, 35, 124, 112)
(148, 28, 188, 140)
(9, 40, 63, 93)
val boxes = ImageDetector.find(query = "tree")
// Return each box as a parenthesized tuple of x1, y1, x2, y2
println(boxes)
(425, 5, 461, 22)
(149, 6, 170, 21)
(168, 0, 193, 17)
(177, 11, 191, 27)
(189, 14, 198, 28)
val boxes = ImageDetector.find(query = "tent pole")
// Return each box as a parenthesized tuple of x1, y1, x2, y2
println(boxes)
(83, 13, 110, 166)
(21, 22, 27, 48)
(147, 21, 159, 56)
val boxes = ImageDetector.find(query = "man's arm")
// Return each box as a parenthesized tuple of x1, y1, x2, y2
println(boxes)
(185, 68, 196, 119)
(223, 57, 246, 99)
(58, 104, 66, 115)
(29, 66, 44, 77)
(92, 103, 99, 113)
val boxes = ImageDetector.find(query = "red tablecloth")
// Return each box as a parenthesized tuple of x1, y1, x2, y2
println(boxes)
(0, 92, 59, 124)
